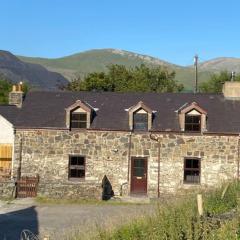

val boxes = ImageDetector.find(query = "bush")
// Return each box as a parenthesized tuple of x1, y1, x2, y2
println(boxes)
(204, 181, 240, 215)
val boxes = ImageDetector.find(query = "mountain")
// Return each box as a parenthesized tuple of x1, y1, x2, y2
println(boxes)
(16, 49, 240, 90)
(18, 49, 180, 80)
(0, 50, 68, 89)
(19, 49, 211, 90)
(199, 57, 240, 72)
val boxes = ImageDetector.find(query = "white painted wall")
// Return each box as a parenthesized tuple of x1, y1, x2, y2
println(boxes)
(0, 115, 14, 144)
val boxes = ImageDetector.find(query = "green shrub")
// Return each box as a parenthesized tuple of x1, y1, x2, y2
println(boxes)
(204, 181, 240, 215)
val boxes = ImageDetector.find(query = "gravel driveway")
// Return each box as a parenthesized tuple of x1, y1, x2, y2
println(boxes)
(0, 199, 154, 240)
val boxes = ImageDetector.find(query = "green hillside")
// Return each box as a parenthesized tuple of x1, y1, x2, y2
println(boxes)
(18, 49, 212, 91)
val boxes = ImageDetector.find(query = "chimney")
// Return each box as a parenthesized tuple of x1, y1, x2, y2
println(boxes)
(223, 81, 240, 100)
(9, 82, 24, 107)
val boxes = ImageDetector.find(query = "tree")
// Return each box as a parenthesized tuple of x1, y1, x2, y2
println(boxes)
(0, 76, 12, 104)
(66, 64, 184, 93)
(0, 76, 30, 104)
(199, 71, 240, 93)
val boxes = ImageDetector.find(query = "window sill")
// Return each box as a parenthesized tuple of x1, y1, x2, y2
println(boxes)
(183, 182, 201, 185)
(133, 130, 149, 133)
(68, 178, 85, 183)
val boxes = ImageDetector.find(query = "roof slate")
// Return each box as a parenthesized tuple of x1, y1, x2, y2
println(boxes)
(1, 91, 240, 133)
(0, 105, 20, 125)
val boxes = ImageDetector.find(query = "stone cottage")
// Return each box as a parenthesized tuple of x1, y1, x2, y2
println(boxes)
(0, 82, 240, 199)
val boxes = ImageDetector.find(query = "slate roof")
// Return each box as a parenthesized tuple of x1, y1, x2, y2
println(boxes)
(1, 91, 240, 133)
(0, 105, 20, 125)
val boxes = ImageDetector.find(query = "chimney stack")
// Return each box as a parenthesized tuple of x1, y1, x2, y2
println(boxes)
(9, 82, 24, 108)
(223, 81, 240, 100)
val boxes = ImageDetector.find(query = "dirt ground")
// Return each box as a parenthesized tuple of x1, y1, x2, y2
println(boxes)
(0, 198, 154, 240)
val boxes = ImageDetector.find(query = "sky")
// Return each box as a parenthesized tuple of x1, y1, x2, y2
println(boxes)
(1, 0, 240, 66)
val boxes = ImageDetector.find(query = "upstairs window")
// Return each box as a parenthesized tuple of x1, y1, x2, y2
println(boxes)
(66, 100, 93, 129)
(178, 102, 207, 132)
(185, 114, 201, 132)
(133, 113, 148, 131)
(69, 156, 85, 180)
(128, 101, 152, 131)
(184, 158, 200, 184)
(70, 113, 87, 129)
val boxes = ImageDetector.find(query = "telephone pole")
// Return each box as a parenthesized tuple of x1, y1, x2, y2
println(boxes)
(194, 55, 198, 93)
(231, 71, 235, 81)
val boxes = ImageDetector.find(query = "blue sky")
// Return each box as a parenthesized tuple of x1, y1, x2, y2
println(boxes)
(1, 0, 240, 65)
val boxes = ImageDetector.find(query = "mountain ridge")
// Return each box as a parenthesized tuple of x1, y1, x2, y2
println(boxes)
(0, 50, 69, 89)
(2, 48, 240, 91)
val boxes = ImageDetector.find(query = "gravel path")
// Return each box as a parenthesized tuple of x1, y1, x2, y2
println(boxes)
(0, 199, 154, 240)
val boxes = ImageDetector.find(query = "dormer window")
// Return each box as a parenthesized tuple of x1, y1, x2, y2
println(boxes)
(133, 111, 148, 131)
(178, 102, 207, 132)
(185, 113, 201, 132)
(128, 101, 153, 131)
(66, 100, 93, 130)
(71, 112, 87, 129)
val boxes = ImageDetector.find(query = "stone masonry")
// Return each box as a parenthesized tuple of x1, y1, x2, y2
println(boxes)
(12, 129, 239, 199)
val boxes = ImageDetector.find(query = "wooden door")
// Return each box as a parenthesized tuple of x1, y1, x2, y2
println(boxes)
(0, 144, 12, 180)
(131, 157, 147, 195)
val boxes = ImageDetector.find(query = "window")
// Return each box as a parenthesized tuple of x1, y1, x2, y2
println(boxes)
(184, 158, 200, 184)
(70, 113, 87, 129)
(69, 156, 85, 180)
(133, 113, 148, 131)
(185, 115, 201, 132)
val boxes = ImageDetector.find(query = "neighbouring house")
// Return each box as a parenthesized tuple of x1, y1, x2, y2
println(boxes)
(0, 82, 240, 199)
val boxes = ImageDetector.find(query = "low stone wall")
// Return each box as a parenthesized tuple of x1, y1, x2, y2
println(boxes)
(38, 181, 102, 199)
(0, 180, 15, 199)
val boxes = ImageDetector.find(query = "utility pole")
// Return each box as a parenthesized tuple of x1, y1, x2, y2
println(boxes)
(194, 55, 199, 93)
(231, 71, 235, 81)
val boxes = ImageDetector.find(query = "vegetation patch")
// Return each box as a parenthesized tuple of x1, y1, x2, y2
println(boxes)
(68, 181, 240, 240)
(36, 196, 146, 206)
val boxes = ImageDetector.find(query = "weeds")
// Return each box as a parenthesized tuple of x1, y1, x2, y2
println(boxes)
(66, 181, 240, 240)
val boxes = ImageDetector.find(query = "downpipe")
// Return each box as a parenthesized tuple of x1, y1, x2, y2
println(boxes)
(150, 133, 161, 198)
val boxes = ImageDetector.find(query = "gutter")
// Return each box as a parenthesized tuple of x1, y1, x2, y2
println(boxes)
(150, 133, 161, 198)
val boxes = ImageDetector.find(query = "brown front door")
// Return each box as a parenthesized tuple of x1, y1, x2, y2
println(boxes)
(131, 157, 147, 195)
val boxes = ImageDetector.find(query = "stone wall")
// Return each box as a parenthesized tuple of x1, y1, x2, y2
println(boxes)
(0, 180, 15, 199)
(13, 130, 239, 199)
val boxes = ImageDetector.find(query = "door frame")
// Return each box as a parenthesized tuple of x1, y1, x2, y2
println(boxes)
(130, 157, 148, 195)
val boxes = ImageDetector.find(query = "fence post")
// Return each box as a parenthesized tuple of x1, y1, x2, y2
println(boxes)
(197, 194, 203, 216)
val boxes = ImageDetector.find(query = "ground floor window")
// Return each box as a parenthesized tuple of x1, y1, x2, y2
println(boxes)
(69, 156, 85, 180)
(184, 158, 200, 184)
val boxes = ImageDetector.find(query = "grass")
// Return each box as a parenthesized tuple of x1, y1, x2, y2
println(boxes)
(67, 181, 240, 240)
(204, 181, 240, 215)
(36, 195, 147, 206)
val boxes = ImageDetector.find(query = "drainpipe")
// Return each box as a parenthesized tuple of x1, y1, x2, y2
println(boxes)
(238, 134, 240, 181)
(150, 133, 161, 198)
(11, 127, 16, 180)
(17, 136, 23, 181)
(127, 132, 132, 182)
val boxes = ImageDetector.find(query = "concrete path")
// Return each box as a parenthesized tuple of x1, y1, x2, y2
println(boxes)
(0, 199, 154, 240)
